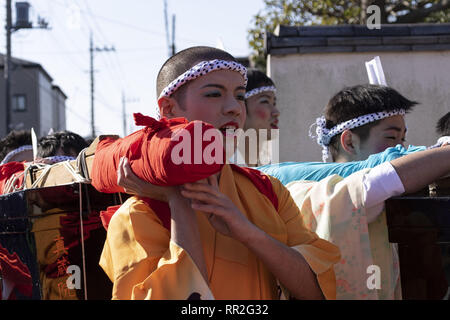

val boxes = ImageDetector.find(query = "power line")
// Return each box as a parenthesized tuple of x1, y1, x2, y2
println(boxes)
(36, 0, 127, 103)
(89, 31, 115, 138)
(121, 92, 139, 137)
(51, 0, 200, 44)
(50, 0, 121, 137)
(10, 47, 165, 55)
(46, 31, 86, 73)
(77, 0, 143, 140)
(15, 63, 122, 134)
(31, 0, 125, 127)
(76, 0, 132, 106)
(4, 0, 51, 134)
(8, 63, 91, 134)
(29, 0, 87, 73)
(80, 0, 128, 90)
(8, 46, 126, 138)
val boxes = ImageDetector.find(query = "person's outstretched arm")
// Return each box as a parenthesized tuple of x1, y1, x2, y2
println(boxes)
(390, 144, 450, 194)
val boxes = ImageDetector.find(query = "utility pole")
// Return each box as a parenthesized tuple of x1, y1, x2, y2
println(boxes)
(89, 32, 95, 138)
(163, 0, 176, 57)
(4, 1, 49, 135)
(5, 0, 12, 135)
(171, 14, 176, 56)
(89, 31, 115, 138)
(121, 91, 138, 137)
(164, 0, 170, 57)
(122, 92, 126, 137)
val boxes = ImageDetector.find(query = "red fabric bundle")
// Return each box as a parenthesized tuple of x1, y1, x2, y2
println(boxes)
(0, 162, 25, 195)
(91, 113, 226, 193)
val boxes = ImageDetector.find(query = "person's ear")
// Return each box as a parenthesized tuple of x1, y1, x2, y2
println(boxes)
(340, 129, 358, 155)
(157, 96, 177, 118)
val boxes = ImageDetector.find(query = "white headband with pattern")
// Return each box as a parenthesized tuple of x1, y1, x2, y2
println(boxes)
(245, 85, 276, 99)
(158, 59, 248, 100)
(0, 145, 33, 165)
(309, 109, 406, 162)
(156, 59, 248, 119)
(42, 155, 76, 164)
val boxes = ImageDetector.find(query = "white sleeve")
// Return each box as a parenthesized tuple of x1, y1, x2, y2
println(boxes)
(437, 136, 450, 146)
(362, 161, 405, 223)
(429, 136, 450, 149)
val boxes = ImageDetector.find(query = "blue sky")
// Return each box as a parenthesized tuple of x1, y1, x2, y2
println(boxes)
(1, 0, 265, 137)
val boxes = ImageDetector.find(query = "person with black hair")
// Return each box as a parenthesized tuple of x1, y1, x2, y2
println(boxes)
(97, 46, 340, 300)
(244, 68, 279, 133)
(0, 130, 33, 165)
(235, 68, 280, 167)
(257, 85, 450, 299)
(259, 85, 446, 183)
(319, 84, 417, 163)
(0, 130, 88, 194)
(437, 111, 450, 137)
(436, 111, 450, 139)
(427, 112, 450, 149)
(36, 130, 88, 159)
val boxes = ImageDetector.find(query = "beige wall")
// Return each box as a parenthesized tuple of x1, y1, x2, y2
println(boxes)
(268, 51, 450, 162)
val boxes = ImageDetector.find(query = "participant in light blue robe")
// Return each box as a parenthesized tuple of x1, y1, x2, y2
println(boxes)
(257, 145, 426, 185)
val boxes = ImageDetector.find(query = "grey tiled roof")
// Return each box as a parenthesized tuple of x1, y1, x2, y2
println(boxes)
(266, 24, 450, 55)
(0, 52, 54, 82)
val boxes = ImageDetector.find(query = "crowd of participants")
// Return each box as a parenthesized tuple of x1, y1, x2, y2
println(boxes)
(1, 45, 450, 300)
(0, 130, 89, 195)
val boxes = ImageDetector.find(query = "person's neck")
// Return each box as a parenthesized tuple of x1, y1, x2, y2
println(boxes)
(333, 153, 353, 163)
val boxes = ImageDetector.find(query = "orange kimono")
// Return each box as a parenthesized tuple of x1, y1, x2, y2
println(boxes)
(99, 164, 340, 300)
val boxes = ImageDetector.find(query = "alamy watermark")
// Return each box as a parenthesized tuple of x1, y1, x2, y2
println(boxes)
(366, 265, 381, 290)
(366, 5, 381, 30)
(170, 122, 280, 166)
(66, 264, 81, 290)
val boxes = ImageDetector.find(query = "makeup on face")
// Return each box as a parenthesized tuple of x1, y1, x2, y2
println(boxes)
(245, 91, 279, 131)
(172, 69, 247, 132)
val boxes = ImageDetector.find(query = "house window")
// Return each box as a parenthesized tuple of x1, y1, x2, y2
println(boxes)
(12, 94, 27, 112)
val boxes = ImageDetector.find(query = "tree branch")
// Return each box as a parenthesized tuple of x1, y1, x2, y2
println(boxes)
(386, 1, 413, 15)
(396, 0, 450, 23)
